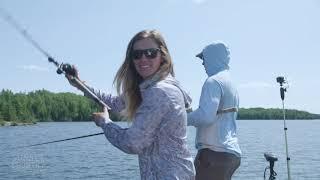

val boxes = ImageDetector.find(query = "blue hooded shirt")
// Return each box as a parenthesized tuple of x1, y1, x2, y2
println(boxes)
(188, 42, 241, 157)
(201, 42, 230, 76)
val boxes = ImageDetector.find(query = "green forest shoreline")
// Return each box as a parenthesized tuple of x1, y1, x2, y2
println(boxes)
(1, 89, 319, 126)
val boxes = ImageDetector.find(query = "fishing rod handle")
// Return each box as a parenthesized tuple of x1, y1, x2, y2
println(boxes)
(71, 77, 111, 110)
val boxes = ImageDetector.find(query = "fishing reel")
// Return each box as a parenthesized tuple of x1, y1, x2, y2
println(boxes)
(47, 57, 76, 76)
(57, 63, 77, 76)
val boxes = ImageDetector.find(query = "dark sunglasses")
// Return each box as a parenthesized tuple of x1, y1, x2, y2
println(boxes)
(131, 48, 160, 60)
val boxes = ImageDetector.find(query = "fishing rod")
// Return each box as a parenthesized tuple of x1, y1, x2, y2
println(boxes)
(0, 8, 111, 147)
(0, 7, 110, 110)
(276, 76, 291, 180)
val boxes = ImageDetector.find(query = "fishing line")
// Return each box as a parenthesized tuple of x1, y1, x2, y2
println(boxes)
(17, 132, 104, 148)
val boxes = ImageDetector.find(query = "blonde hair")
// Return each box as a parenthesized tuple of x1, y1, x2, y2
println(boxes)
(114, 30, 174, 120)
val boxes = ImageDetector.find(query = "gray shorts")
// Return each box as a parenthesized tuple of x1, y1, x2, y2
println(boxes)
(194, 148, 241, 180)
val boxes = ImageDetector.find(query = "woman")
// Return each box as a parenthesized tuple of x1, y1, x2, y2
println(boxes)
(67, 30, 195, 179)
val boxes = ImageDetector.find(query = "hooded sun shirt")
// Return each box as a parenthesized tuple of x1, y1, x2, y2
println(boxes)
(188, 42, 241, 157)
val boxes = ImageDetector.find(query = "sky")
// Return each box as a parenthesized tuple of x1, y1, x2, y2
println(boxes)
(0, 0, 319, 114)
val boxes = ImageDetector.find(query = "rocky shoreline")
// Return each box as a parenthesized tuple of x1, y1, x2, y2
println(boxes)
(0, 121, 36, 126)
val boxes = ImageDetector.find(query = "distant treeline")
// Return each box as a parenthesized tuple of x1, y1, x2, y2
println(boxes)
(238, 108, 320, 120)
(0, 89, 319, 125)
(0, 89, 121, 125)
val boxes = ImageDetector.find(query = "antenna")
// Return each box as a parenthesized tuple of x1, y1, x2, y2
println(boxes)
(276, 76, 291, 180)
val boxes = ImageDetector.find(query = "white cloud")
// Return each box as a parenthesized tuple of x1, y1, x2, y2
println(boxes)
(191, 0, 207, 4)
(18, 65, 49, 72)
(165, 0, 207, 5)
(238, 82, 274, 89)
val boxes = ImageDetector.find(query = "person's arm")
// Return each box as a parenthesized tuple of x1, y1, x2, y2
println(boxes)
(65, 66, 125, 112)
(85, 88, 125, 113)
(99, 87, 170, 154)
(187, 78, 222, 127)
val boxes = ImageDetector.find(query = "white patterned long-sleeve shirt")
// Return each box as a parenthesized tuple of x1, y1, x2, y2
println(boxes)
(90, 75, 195, 180)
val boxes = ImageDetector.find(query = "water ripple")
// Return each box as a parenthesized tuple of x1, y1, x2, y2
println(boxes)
(1, 121, 320, 179)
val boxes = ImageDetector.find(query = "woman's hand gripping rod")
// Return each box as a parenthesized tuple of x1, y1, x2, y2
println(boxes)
(49, 57, 110, 110)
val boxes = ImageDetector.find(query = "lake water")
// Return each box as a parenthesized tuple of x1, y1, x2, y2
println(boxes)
(1, 120, 319, 180)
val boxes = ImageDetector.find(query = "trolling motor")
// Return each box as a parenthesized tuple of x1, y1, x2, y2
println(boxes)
(264, 152, 278, 180)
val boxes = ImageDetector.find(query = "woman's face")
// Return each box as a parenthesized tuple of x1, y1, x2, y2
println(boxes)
(132, 38, 162, 80)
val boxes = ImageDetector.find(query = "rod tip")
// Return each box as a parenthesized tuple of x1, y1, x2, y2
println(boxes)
(48, 57, 54, 62)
